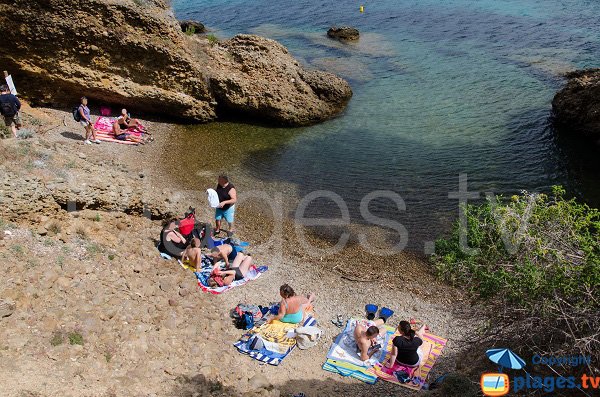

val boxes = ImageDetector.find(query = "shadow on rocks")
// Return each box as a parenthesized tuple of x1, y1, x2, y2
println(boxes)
(60, 131, 85, 141)
(168, 372, 479, 397)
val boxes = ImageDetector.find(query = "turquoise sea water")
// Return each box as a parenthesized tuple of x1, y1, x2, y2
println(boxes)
(172, 0, 600, 248)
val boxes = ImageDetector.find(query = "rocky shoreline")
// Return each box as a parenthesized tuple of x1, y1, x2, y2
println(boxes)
(0, 106, 479, 396)
(552, 68, 600, 137)
(0, 0, 352, 126)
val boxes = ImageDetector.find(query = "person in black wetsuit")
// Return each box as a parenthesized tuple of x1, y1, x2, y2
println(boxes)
(214, 175, 237, 235)
(384, 320, 427, 368)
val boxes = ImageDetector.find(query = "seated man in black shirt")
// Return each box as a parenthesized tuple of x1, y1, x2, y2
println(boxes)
(384, 320, 427, 368)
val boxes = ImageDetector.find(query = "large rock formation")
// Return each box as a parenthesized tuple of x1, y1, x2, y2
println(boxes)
(552, 69, 600, 137)
(207, 35, 353, 125)
(0, 0, 351, 125)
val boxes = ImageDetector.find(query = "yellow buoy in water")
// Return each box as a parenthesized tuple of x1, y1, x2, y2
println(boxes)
(360, 5, 364, 13)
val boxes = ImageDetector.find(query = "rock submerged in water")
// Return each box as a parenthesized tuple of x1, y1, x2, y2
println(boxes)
(0, 0, 352, 126)
(552, 68, 600, 137)
(327, 26, 360, 41)
(180, 20, 205, 34)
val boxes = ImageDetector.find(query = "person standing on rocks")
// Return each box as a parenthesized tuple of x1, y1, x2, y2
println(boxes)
(0, 84, 22, 138)
(214, 175, 237, 235)
(78, 96, 100, 145)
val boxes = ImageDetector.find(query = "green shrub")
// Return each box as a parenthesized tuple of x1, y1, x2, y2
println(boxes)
(433, 186, 599, 306)
(206, 34, 219, 46)
(11, 244, 24, 256)
(48, 221, 61, 235)
(432, 186, 600, 359)
(50, 332, 64, 346)
(185, 25, 196, 36)
(68, 332, 84, 346)
(16, 128, 34, 139)
(0, 124, 9, 138)
(86, 243, 101, 255)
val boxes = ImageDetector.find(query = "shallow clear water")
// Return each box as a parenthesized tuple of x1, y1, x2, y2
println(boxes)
(171, 0, 600, 248)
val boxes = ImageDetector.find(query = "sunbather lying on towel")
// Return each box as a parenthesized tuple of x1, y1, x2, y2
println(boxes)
(112, 108, 148, 143)
(207, 251, 253, 287)
(207, 243, 238, 269)
(350, 319, 387, 362)
(268, 284, 315, 325)
(383, 320, 427, 368)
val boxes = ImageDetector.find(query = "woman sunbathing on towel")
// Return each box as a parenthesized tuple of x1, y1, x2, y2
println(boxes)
(112, 109, 148, 143)
(268, 284, 315, 324)
(207, 252, 253, 287)
(116, 108, 144, 131)
(384, 320, 427, 368)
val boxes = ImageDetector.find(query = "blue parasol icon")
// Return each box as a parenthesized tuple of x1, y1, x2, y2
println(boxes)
(486, 348, 526, 372)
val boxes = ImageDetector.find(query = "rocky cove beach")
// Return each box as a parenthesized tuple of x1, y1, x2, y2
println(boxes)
(1, 0, 600, 396)
(0, 107, 477, 397)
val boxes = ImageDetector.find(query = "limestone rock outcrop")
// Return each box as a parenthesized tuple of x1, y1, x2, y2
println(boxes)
(0, 0, 352, 125)
(207, 35, 352, 125)
(552, 69, 600, 137)
(327, 26, 360, 41)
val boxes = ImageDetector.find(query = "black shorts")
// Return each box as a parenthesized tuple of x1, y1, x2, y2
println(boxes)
(234, 267, 244, 281)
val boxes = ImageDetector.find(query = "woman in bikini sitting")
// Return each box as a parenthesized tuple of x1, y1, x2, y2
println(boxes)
(112, 108, 148, 143)
(181, 238, 202, 272)
(206, 251, 253, 287)
(268, 284, 315, 324)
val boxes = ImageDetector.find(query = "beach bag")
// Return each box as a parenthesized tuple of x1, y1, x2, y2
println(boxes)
(100, 106, 111, 116)
(72, 105, 82, 122)
(248, 335, 264, 350)
(0, 98, 15, 117)
(178, 213, 196, 236)
(234, 311, 255, 330)
(394, 370, 411, 383)
(233, 304, 262, 329)
(294, 326, 323, 349)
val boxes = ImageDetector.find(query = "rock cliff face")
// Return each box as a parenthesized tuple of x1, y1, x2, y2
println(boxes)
(207, 35, 353, 125)
(0, 0, 351, 125)
(552, 69, 600, 137)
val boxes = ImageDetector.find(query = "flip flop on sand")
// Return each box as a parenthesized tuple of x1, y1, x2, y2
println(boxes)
(379, 307, 394, 323)
(331, 314, 344, 327)
(365, 304, 378, 320)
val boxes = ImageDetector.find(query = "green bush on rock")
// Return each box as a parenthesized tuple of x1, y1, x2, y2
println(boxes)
(432, 186, 599, 358)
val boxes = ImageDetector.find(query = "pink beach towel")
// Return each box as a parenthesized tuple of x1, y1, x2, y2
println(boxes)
(93, 116, 145, 145)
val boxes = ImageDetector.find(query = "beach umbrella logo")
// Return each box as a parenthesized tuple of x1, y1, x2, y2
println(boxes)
(480, 348, 526, 396)
(486, 348, 526, 372)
